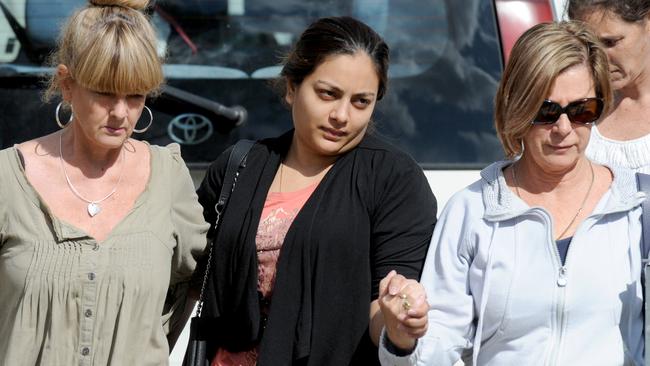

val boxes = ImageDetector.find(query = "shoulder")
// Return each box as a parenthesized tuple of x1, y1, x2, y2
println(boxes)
(0, 146, 19, 187)
(15, 133, 57, 162)
(442, 179, 485, 216)
(354, 133, 422, 175)
(146, 142, 193, 189)
(147, 142, 188, 171)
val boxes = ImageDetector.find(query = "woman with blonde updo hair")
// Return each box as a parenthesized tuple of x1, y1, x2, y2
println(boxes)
(0, 0, 208, 365)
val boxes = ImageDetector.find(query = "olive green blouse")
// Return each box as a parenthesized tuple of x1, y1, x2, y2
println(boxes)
(0, 143, 209, 366)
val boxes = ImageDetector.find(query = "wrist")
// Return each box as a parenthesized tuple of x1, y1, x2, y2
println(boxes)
(383, 328, 416, 356)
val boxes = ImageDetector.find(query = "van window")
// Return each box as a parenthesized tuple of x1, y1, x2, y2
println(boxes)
(0, 0, 504, 169)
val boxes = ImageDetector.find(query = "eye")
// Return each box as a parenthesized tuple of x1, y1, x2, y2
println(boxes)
(317, 89, 336, 100)
(353, 97, 372, 109)
(600, 37, 621, 47)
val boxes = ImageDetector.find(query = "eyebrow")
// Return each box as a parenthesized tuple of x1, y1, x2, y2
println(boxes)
(316, 80, 376, 97)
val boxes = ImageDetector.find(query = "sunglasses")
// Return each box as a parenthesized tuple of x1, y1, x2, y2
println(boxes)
(532, 97, 604, 125)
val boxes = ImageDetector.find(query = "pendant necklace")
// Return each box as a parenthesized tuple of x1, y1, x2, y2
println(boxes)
(59, 132, 125, 217)
(512, 161, 594, 240)
(278, 162, 284, 193)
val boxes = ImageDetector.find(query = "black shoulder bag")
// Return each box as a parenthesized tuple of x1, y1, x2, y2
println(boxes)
(636, 172, 650, 365)
(183, 139, 255, 366)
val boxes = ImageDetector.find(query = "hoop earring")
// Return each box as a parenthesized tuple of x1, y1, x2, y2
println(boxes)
(133, 106, 153, 133)
(55, 102, 73, 129)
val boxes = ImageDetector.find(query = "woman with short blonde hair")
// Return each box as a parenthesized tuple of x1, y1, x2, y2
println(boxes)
(495, 20, 612, 158)
(380, 21, 645, 365)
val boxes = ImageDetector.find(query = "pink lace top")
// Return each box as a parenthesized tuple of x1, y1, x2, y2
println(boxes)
(212, 182, 318, 366)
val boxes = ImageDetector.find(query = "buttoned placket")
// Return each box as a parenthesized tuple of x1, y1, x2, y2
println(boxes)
(78, 239, 100, 366)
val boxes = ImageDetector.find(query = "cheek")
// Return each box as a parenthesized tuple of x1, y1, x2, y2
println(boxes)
(577, 128, 592, 145)
(130, 109, 143, 124)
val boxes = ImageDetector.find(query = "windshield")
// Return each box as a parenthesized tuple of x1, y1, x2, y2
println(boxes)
(0, 0, 505, 169)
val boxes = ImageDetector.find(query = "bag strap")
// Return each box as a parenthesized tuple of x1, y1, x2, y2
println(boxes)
(196, 139, 255, 317)
(637, 172, 650, 262)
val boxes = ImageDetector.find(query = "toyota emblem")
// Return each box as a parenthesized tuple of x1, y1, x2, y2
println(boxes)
(167, 113, 214, 145)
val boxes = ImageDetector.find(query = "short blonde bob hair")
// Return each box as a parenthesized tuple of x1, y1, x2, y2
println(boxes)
(494, 21, 612, 159)
(44, 0, 163, 101)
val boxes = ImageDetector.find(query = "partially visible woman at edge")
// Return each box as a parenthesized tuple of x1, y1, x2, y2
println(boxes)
(196, 16, 436, 366)
(568, 0, 650, 173)
(379, 21, 646, 365)
(0, 0, 208, 364)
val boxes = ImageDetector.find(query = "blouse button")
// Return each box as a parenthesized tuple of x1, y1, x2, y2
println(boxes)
(81, 347, 90, 356)
(88, 272, 96, 281)
(84, 309, 93, 318)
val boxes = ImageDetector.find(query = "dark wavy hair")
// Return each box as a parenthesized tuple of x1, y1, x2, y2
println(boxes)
(276, 16, 389, 101)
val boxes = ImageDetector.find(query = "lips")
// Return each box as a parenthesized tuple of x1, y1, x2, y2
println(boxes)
(321, 126, 348, 140)
(549, 145, 571, 152)
(105, 126, 125, 134)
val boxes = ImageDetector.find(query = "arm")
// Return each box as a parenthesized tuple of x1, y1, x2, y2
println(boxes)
(378, 190, 479, 365)
(0, 183, 5, 248)
(0, 158, 8, 248)
(368, 156, 437, 344)
(162, 144, 210, 349)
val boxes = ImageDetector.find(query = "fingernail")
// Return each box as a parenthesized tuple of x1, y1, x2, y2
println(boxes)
(407, 309, 418, 316)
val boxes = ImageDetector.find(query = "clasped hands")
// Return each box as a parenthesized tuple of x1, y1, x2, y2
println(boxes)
(378, 270, 429, 352)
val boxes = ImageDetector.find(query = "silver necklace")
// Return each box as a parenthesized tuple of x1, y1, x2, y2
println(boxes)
(59, 132, 125, 217)
(512, 161, 594, 240)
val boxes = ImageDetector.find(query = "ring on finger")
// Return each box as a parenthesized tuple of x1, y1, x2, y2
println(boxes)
(400, 294, 411, 311)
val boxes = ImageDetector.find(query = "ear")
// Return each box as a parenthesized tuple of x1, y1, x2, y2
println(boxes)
(284, 80, 295, 106)
(57, 64, 73, 101)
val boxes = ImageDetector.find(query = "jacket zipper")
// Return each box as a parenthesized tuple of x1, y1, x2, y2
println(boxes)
(544, 210, 571, 366)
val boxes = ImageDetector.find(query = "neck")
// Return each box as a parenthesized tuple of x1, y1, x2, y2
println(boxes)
(60, 129, 123, 178)
(284, 135, 337, 176)
(617, 71, 650, 102)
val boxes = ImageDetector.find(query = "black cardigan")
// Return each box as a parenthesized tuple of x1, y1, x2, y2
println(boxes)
(196, 130, 437, 365)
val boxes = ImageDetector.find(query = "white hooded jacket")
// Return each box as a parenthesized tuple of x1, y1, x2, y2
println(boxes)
(380, 160, 645, 366)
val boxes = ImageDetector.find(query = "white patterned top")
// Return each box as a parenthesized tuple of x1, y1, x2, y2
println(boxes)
(586, 124, 650, 174)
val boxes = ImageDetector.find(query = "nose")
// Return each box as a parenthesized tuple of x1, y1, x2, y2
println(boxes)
(329, 100, 349, 126)
(110, 97, 129, 120)
(552, 113, 573, 136)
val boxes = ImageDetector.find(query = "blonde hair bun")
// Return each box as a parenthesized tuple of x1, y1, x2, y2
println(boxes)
(88, 0, 149, 11)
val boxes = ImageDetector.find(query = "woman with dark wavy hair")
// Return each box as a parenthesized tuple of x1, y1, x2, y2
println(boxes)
(197, 16, 436, 366)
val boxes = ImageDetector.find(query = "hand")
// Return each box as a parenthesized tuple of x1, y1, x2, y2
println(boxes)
(378, 270, 429, 351)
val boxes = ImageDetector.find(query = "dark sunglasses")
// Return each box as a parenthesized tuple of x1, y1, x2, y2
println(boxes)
(532, 97, 604, 125)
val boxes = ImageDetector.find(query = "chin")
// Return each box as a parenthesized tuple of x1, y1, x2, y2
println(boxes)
(314, 140, 351, 157)
(542, 156, 582, 172)
(95, 136, 127, 149)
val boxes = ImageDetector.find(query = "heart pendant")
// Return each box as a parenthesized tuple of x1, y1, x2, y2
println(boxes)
(87, 203, 101, 217)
